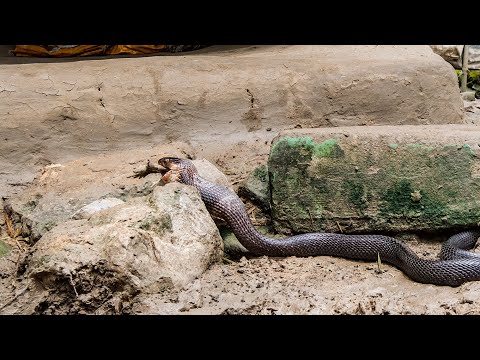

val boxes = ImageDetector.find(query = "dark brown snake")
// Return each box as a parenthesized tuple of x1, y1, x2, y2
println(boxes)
(157, 157, 480, 287)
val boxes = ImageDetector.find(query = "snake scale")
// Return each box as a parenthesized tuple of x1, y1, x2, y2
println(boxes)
(157, 157, 480, 287)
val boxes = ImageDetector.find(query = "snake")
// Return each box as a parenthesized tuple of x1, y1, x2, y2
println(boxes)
(157, 157, 480, 287)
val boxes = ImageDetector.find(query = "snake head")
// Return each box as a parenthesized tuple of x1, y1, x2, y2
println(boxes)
(158, 157, 184, 170)
(158, 157, 196, 185)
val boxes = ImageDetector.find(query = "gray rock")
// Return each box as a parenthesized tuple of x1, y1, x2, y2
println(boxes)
(219, 228, 250, 259)
(71, 198, 125, 220)
(238, 164, 270, 211)
(193, 159, 232, 191)
(21, 182, 223, 314)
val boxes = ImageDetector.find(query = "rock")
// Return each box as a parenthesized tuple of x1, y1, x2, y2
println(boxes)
(22, 182, 223, 314)
(269, 125, 480, 234)
(6, 142, 193, 243)
(71, 198, 125, 220)
(192, 159, 232, 191)
(238, 164, 271, 211)
(462, 91, 476, 102)
(0, 45, 464, 198)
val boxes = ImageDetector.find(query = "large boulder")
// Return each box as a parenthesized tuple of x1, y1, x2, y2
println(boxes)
(268, 125, 480, 234)
(5, 142, 193, 243)
(0, 45, 464, 198)
(13, 182, 223, 314)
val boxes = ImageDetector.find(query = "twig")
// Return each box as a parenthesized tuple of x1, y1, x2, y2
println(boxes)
(68, 273, 79, 297)
(3, 208, 26, 252)
(336, 221, 343, 233)
(13, 237, 25, 253)
(222, 257, 236, 264)
(4, 210, 18, 239)
(376, 252, 383, 274)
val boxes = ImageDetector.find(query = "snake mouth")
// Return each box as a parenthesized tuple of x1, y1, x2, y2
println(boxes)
(158, 157, 182, 170)
(158, 157, 183, 183)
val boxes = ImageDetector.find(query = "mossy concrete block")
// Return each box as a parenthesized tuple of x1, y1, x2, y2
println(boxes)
(238, 165, 271, 211)
(269, 125, 480, 234)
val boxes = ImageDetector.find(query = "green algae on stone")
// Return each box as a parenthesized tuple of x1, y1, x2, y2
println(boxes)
(271, 137, 344, 161)
(405, 143, 434, 151)
(346, 179, 370, 212)
(462, 144, 475, 157)
(379, 179, 447, 223)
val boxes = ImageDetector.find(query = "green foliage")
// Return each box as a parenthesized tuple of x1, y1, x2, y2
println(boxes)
(456, 69, 480, 98)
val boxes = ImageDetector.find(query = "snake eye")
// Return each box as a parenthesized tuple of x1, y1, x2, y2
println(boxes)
(158, 157, 182, 169)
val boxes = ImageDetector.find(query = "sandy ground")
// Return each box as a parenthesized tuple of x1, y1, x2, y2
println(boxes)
(1, 100, 480, 315)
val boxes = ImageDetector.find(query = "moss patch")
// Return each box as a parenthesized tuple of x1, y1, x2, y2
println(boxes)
(346, 179, 370, 212)
(0, 239, 11, 257)
(138, 214, 172, 235)
(379, 179, 446, 222)
(272, 137, 344, 161)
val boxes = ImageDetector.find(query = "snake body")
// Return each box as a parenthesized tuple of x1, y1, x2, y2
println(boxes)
(158, 157, 480, 287)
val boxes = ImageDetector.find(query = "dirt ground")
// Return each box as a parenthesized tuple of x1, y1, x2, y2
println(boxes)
(2, 99, 480, 315)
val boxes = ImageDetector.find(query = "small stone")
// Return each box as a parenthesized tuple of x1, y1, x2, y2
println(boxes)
(222, 269, 231, 276)
(462, 91, 476, 102)
(410, 190, 422, 202)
